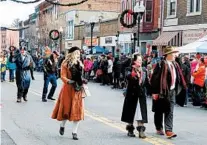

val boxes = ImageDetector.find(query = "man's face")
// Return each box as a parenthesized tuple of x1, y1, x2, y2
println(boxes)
(21, 49, 26, 55)
(166, 53, 176, 61)
(53, 53, 58, 59)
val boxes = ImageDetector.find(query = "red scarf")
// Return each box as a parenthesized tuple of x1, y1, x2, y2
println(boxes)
(160, 60, 187, 96)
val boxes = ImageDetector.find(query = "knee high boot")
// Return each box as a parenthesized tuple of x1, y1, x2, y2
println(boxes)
(126, 124, 136, 137)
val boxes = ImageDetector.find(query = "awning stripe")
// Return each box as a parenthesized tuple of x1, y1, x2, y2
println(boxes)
(153, 32, 178, 46)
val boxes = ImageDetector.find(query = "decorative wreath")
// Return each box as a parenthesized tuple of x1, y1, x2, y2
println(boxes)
(120, 9, 137, 28)
(49, 30, 60, 40)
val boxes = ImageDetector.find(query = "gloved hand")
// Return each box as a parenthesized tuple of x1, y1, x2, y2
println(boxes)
(68, 80, 75, 84)
(82, 78, 88, 84)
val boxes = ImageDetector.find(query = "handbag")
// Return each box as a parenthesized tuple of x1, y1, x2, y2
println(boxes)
(82, 84, 91, 98)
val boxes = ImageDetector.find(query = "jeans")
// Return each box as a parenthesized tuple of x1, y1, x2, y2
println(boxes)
(1, 71, 6, 81)
(42, 73, 57, 99)
(9, 69, 15, 81)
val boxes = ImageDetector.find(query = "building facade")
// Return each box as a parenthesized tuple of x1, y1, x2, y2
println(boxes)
(153, 0, 207, 54)
(58, 0, 120, 15)
(65, 17, 119, 55)
(64, 10, 119, 51)
(120, 0, 161, 54)
(0, 27, 19, 51)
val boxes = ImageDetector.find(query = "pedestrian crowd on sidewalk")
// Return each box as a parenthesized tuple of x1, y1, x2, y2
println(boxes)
(1, 45, 207, 141)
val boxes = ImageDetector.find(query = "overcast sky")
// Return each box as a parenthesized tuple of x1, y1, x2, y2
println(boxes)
(0, 0, 43, 26)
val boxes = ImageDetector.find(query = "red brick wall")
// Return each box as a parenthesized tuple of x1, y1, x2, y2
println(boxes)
(59, 0, 120, 14)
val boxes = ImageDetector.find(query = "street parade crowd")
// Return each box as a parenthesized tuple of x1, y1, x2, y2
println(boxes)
(1, 45, 207, 140)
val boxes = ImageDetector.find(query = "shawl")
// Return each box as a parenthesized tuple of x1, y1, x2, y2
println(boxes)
(160, 60, 187, 97)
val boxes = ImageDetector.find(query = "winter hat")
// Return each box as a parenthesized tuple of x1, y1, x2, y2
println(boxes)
(68, 46, 80, 53)
(53, 50, 59, 56)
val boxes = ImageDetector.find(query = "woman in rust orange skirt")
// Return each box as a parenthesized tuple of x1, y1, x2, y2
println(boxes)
(51, 46, 87, 140)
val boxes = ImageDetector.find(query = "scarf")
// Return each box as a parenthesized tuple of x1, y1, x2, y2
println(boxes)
(160, 60, 187, 97)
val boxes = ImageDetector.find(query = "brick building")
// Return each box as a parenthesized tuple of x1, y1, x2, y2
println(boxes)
(153, 0, 207, 53)
(0, 27, 19, 51)
(119, 0, 161, 54)
(58, 0, 120, 14)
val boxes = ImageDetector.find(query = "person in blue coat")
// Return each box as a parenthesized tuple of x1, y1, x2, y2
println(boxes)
(7, 54, 16, 82)
(10, 46, 35, 103)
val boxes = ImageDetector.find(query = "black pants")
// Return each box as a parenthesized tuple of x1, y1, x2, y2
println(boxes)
(113, 73, 120, 88)
(108, 73, 113, 85)
(193, 84, 203, 106)
(17, 87, 29, 99)
(102, 72, 109, 85)
(154, 90, 175, 132)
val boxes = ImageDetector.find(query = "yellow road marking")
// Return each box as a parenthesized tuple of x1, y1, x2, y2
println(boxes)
(6, 82, 174, 145)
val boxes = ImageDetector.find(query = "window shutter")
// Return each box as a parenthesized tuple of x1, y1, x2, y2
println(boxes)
(187, 0, 190, 14)
(167, 0, 170, 16)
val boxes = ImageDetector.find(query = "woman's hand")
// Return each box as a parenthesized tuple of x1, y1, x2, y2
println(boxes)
(67, 80, 75, 84)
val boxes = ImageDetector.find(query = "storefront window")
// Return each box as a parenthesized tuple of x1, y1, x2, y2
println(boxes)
(145, 0, 153, 22)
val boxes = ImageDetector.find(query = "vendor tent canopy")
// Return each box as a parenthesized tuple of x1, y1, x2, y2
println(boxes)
(178, 35, 207, 53)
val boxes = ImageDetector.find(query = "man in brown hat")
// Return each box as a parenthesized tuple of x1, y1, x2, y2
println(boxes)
(150, 46, 187, 139)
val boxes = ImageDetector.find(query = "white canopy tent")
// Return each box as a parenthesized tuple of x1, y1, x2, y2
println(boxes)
(178, 35, 207, 53)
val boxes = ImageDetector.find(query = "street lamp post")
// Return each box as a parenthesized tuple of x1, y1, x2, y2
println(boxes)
(131, 33, 137, 54)
(115, 31, 120, 56)
(134, 2, 145, 53)
(59, 26, 63, 52)
(90, 22, 95, 54)
(89, 16, 96, 54)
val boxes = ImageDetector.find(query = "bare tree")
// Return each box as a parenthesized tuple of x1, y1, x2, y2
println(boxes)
(11, 18, 20, 28)
(24, 23, 36, 51)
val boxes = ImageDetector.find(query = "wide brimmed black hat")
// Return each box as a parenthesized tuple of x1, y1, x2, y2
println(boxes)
(53, 50, 60, 56)
(20, 46, 26, 50)
(68, 46, 80, 53)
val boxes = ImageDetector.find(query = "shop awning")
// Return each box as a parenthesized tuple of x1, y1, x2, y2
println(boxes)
(152, 32, 178, 46)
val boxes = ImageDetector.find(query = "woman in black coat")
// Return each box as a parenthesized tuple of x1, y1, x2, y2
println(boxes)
(121, 53, 148, 138)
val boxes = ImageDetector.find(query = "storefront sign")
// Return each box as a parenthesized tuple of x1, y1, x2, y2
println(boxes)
(100, 36, 116, 46)
(182, 29, 206, 45)
(118, 33, 132, 43)
(65, 40, 82, 49)
(84, 38, 99, 46)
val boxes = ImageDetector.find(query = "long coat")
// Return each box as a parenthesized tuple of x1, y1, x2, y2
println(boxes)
(121, 69, 148, 124)
(12, 52, 34, 89)
(51, 62, 84, 121)
(151, 61, 186, 112)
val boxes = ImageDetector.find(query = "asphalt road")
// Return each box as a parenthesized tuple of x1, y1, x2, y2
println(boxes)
(1, 72, 207, 145)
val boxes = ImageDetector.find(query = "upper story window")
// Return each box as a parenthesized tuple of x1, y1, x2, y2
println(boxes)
(167, 0, 177, 18)
(187, 0, 202, 16)
(66, 20, 74, 40)
(145, 0, 153, 22)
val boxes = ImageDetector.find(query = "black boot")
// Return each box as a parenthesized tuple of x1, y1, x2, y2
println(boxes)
(72, 133, 78, 140)
(59, 127, 65, 135)
(126, 125, 136, 137)
(137, 126, 146, 139)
